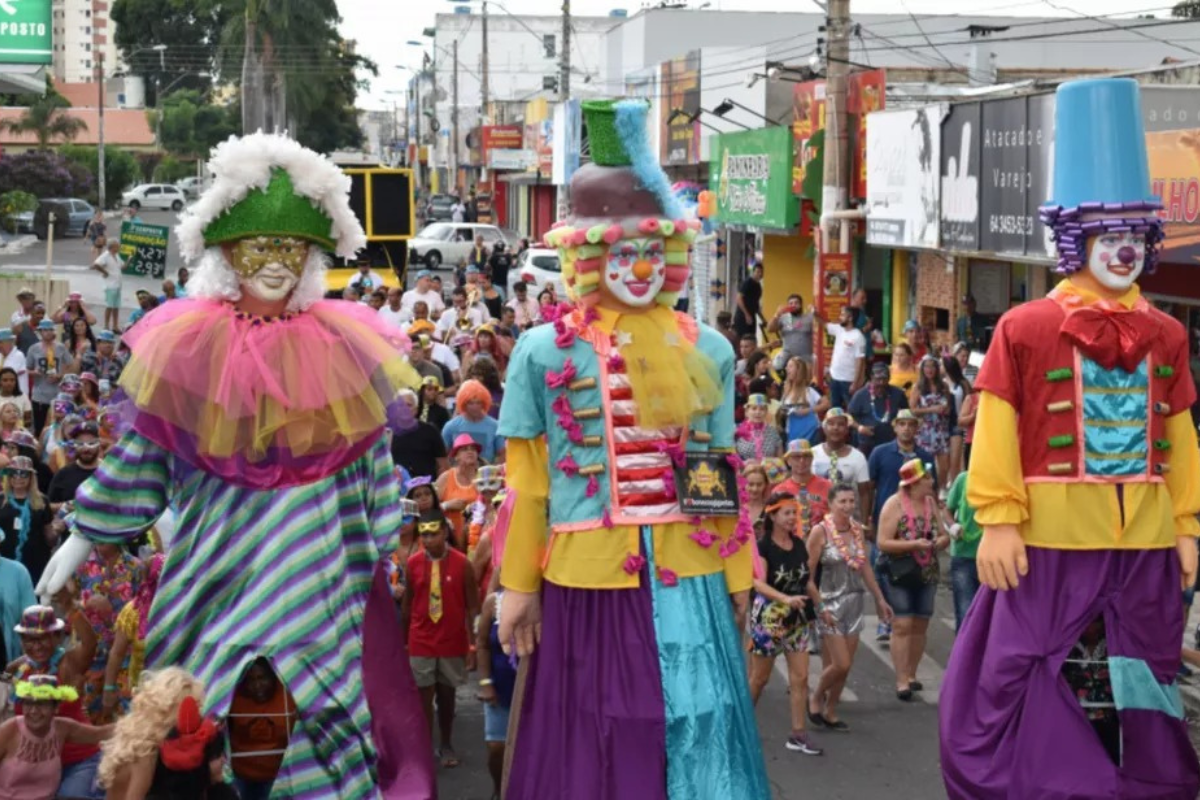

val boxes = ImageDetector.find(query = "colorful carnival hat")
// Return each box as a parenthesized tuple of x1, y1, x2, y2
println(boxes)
(15, 674, 78, 704)
(404, 475, 435, 499)
(2, 430, 37, 450)
(1040, 78, 1163, 274)
(4, 455, 35, 475)
(177, 132, 367, 261)
(474, 464, 505, 492)
(746, 393, 769, 408)
(785, 439, 814, 458)
(60, 374, 82, 392)
(14, 605, 65, 635)
(825, 407, 849, 421)
(899, 459, 932, 487)
(894, 409, 918, 424)
(544, 99, 699, 308)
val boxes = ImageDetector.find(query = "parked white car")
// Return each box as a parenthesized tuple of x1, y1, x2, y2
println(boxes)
(407, 223, 520, 269)
(121, 183, 188, 212)
(175, 176, 208, 200)
(506, 247, 565, 300)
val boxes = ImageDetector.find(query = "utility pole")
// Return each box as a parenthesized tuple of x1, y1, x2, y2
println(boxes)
(97, 53, 106, 212)
(452, 39, 460, 193)
(559, 0, 571, 102)
(481, 1, 490, 123)
(822, 0, 851, 249)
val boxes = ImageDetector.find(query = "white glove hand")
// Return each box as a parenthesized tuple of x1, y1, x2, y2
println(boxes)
(35, 534, 93, 604)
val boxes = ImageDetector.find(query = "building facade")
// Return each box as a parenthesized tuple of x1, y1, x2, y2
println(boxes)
(51, 0, 119, 84)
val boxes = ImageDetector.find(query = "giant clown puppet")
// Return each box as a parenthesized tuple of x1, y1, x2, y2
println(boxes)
(940, 78, 1200, 799)
(37, 133, 436, 799)
(495, 99, 770, 799)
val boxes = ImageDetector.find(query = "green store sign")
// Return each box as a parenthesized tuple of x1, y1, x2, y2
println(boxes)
(710, 126, 800, 231)
(0, 0, 52, 65)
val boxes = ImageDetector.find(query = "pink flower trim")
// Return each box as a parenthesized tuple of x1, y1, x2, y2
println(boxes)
(546, 358, 578, 389)
(602, 507, 614, 528)
(725, 453, 745, 471)
(719, 539, 741, 559)
(551, 393, 573, 417)
(638, 218, 662, 235)
(689, 515, 702, 526)
(657, 567, 679, 587)
(661, 470, 677, 501)
(734, 519, 754, 545)
(623, 553, 646, 575)
(655, 441, 687, 468)
(608, 352, 626, 372)
(566, 422, 585, 444)
(582, 305, 602, 326)
(603, 224, 624, 244)
(556, 454, 580, 478)
(689, 528, 718, 548)
(555, 326, 577, 349)
(585, 474, 600, 497)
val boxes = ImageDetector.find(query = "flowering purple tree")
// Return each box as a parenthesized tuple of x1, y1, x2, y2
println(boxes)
(0, 150, 93, 199)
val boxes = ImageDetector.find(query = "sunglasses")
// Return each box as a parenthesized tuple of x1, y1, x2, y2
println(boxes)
(476, 481, 502, 492)
(5, 470, 31, 478)
(75, 442, 101, 452)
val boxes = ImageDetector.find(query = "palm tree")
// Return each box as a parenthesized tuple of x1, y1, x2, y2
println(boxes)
(0, 94, 88, 150)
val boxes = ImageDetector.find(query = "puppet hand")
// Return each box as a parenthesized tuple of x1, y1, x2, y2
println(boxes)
(976, 524, 1027, 591)
(498, 589, 541, 658)
(36, 534, 93, 604)
(1178, 536, 1198, 592)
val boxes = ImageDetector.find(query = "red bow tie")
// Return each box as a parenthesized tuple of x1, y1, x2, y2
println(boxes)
(1060, 305, 1162, 373)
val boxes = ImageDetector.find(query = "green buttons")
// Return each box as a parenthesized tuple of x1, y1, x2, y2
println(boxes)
(1154, 439, 1172, 451)
(1046, 368, 1074, 382)
(1048, 434, 1075, 449)
(1154, 365, 1175, 378)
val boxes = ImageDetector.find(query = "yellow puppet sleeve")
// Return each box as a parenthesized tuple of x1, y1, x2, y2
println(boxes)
(967, 392, 1030, 529)
(713, 515, 754, 594)
(1165, 411, 1200, 538)
(499, 437, 551, 593)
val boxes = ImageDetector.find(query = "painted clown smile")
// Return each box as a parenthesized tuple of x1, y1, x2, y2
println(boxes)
(623, 279, 654, 297)
(605, 237, 667, 307)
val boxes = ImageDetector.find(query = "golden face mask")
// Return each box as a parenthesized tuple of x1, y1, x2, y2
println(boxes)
(229, 236, 310, 278)
(417, 521, 444, 536)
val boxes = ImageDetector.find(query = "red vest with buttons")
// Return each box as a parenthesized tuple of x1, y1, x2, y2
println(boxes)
(975, 291, 1194, 483)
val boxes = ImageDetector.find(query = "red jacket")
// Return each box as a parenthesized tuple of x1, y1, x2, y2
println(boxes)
(976, 287, 1193, 483)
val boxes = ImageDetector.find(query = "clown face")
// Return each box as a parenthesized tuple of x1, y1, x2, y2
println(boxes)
(229, 236, 310, 303)
(604, 237, 667, 308)
(1086, 228, 1146, 292)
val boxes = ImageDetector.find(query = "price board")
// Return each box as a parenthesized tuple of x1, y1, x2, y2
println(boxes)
(119, 222, 169, 279)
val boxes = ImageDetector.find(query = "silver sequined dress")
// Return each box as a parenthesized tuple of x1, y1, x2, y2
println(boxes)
(816, 528, 868, 637)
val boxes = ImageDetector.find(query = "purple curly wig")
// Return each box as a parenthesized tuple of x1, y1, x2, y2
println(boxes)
(1040, 200, 1164, 275)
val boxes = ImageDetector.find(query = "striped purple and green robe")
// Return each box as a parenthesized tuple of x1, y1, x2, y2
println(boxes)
(74, 430, 405, 798)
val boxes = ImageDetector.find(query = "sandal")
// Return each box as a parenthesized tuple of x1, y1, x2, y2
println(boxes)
(909, 680, 924, 691)
(896, 688, 914, 702)
(438, 748, 461, 769)
(825, 718, 850, 731)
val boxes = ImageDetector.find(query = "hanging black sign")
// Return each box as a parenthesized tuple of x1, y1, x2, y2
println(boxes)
(978, 97, 1032, 255)
(940, 102, 981, 251)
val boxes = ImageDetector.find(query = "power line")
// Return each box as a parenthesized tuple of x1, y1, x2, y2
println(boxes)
(1036, 0, 1200, 57)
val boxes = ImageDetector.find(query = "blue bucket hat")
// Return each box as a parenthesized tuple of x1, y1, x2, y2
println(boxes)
(36, 320, 55, 332)
(0, 329, 13, 342)
(96, 330, 117, 343)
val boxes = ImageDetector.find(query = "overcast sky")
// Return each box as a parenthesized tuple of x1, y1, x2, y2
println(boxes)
(340, 0, 1185, 108)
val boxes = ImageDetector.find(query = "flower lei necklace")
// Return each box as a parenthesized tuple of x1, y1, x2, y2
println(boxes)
(739, 420, 767, 461)
(825, 514, 866, 571)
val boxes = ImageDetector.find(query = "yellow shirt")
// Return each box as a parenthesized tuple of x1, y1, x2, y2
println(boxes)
(968, 280, 1200, 549)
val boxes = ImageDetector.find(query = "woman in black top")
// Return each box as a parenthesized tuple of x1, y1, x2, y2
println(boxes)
(417, 377, 450, 432)
(745, 491, 823, 756)
(0, 457, 55, 584)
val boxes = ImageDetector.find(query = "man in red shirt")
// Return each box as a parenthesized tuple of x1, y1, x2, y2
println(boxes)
(402, 509, 478, 769)
(773, 439, 832, 539)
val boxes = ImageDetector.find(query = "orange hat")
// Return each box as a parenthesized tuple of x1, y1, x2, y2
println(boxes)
(456, 379, 492, 413)
(408, 319, 436, 337)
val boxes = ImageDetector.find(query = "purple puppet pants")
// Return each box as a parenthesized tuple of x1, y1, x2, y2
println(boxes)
(940, 547, 1199, 800)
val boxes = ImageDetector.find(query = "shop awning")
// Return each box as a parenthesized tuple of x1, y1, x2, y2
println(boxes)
(0, 66, 47, 96)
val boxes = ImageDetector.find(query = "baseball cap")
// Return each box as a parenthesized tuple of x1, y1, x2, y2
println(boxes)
(824, 407, 849, 420)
